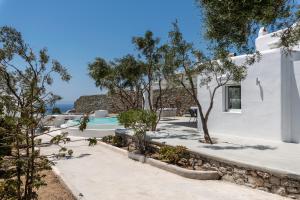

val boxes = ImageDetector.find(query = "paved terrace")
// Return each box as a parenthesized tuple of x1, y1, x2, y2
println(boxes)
(41, 132, 288, 200)
(154, 117, 300, 178)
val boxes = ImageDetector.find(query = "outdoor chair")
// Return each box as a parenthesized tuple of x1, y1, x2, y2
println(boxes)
(188, 108, 197, 122)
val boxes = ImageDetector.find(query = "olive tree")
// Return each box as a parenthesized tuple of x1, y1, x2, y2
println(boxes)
(0, 26, 87, 199)
(197, 0, 298, 52)
(163, 22, 247, 144)
(132, 31, 174, 130)
(89, 35, 172, 130)
(88, 55, 145, 111)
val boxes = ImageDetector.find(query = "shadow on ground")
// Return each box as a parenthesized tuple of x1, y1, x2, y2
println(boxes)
(167, 121, 197, 128)
(47, 153, 92, 163)
(202, 144, 277, 151)
(76, 153, 92, 158)
(152, 133, 200, 140)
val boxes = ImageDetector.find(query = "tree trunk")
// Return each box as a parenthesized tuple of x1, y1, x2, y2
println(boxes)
(179, 71, 214, 145)
(201, 117, 213, 144)
(151, 120, 158, 131)
(195, 98, 213, 144)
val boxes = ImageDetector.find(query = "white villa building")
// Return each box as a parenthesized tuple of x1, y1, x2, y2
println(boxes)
(197, 28, 300, 143)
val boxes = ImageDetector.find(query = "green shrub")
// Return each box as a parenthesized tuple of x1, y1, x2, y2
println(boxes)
(112, 135, 123, 147)
(158, 145, 188, 165)
(87, 137, 98, 146)
(51, 107, 61, 114)
(102, 135, 124, 147)
(118, 109, 157, 154)
(118, 109, 157, 130)
(102, 135, 113, 143)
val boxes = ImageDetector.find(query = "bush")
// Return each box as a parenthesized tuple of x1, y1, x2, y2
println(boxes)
(87, 137, 98, 146)
(102, 135, 113, 143)
(118, 109, 157, 130)
(158, 145, 189, 165)
(51, 107, 61, 114)
(118, 109, 157, 154)
(112, 135, 124, 147)
(102, 135, 124, 147)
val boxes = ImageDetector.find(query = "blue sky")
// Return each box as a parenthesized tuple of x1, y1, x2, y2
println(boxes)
(0, 0, 206, 103)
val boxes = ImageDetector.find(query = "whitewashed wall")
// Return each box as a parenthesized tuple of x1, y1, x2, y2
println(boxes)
(287, 52, 300, 143)
(197, 49, 286, 141)
(197, 26, 300, 143)
(197, 47, 300, 143)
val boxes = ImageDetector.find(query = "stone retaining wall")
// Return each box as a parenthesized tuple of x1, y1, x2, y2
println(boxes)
(153, 88, 196, 116)
(190, 152, 300, 199)
(171, 143, 300, 199)
(117, 133, 300, 199)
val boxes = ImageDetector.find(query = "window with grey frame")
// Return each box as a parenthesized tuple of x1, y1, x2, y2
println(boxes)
(225, 85, 241, 111)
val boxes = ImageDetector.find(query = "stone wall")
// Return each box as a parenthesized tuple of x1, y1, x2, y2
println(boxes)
(74, 94, 137, 114)
(117, 133, 300, 199)
(74, 88, 196, 115)
(169, 143, 300, 199)
(191, 153, 300, 199)
(153, 88, 196, 116)
(74, 95, 109, 113)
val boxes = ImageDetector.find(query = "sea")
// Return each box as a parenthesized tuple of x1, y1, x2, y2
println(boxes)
(46, 103, 74, 114)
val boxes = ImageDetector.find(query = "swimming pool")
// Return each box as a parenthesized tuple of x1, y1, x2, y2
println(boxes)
(67, 117, 119, 126)
(63, 117, 123, 138)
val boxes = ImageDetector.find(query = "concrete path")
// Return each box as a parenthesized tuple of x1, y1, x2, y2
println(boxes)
(154, 117, 300, 177)
(41, 134, 289, 200)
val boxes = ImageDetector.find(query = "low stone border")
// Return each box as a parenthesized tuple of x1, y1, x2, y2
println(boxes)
(128, 151, 146, 163)
(98, 141, 219, 180)
(146, 157, 220, 180)
(98, 141, 128, 156)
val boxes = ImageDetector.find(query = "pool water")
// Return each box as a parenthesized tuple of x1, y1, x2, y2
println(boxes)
(88, 117, 119, 125)
(67, 117, 119, 126)
(64, 116, 122, 137)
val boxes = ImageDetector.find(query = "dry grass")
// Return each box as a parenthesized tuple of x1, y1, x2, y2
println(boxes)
(37, 170, 75, 200)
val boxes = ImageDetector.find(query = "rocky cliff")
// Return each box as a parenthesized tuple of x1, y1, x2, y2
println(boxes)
(74, 88, 196, 115)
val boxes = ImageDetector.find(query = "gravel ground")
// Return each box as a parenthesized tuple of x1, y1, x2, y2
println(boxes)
(37, 170, 75, 200)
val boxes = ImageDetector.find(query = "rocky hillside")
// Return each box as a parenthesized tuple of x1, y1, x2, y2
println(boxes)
(74, 88, 196, 115)
(74, 94, 119, 114)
